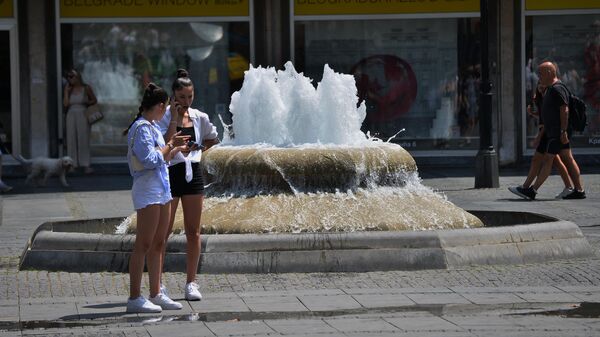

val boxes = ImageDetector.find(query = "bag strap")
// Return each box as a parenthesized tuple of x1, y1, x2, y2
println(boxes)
(552, 81, 572, 97)
(129, 119, 152, 151)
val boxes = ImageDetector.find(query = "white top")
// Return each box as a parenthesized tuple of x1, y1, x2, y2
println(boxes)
(157, 107, 218, 164)
(157, 107, 219, 183)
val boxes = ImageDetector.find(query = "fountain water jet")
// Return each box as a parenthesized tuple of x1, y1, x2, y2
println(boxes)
(123, 62, 482, 234)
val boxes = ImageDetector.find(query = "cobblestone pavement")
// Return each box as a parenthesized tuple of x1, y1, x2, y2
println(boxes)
(1, 170, 599, 336)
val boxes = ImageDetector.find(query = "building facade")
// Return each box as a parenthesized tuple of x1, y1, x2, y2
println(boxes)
(2, 0, 599, 167)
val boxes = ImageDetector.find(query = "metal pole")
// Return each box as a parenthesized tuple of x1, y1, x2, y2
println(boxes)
(474, 0, 499, 188)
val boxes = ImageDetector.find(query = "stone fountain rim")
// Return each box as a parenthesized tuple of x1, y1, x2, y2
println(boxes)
(19, 210, 595, 273)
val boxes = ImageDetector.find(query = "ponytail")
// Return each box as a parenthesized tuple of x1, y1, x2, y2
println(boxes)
(123, 83, 168, 135)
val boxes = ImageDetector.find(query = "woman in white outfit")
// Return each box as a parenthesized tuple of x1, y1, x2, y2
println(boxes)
(63, 69, 96, 174)
(157, 69, 219, 301)
(124, 83, 190, 313)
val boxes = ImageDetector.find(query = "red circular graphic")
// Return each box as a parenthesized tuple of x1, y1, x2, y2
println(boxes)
(351, 55, 417, 123)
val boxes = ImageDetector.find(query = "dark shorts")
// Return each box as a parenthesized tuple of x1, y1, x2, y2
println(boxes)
(168, 162, 204, 197)
(535, 133, 570, 155)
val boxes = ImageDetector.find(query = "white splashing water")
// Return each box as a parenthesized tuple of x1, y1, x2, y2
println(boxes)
(226, 62, 367, 146)
(117, 62, 483, 233)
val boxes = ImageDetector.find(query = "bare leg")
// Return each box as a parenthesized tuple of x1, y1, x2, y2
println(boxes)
(532, 153, 555, 191)
(147, 203, 171, 298)
(523, 152, 544, 188)
(559, 149, 584, 191)
(160, 198, 180, 286)
(552, 155, 573, 189)
(129, 204, 160, 299)
(181, 194, 204, 284)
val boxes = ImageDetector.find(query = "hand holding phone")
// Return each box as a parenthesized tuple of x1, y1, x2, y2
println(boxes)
(187, 140, 205, 150)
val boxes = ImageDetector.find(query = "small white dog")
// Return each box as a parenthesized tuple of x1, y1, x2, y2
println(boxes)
(16, 155, 74, 187)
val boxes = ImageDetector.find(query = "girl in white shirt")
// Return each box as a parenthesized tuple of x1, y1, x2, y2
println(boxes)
(157, 69, 219, 301)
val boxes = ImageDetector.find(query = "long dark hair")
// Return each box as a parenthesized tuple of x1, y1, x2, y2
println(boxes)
(123, 83, 168, 135)
(172, 68, 193, 93)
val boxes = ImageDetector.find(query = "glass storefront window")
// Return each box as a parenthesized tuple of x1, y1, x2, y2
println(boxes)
(61, 21, 250, 157)
(294, 18, 481, 151)
(525, 14, 600, 149)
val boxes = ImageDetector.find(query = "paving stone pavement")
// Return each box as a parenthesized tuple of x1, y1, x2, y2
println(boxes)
(1, 168, 600, 336)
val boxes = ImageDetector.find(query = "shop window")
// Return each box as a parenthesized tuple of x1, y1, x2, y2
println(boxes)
(294, 18, 481, 151)
(61, 22, 250, 157)
(525, 14, 600, 149)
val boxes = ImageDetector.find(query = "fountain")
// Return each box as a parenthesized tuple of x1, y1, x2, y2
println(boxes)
(19, 63, 593, 273)
(122, 62, 483, 234)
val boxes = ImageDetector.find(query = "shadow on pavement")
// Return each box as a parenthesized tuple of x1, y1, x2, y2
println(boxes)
(1, 174, 132, 195)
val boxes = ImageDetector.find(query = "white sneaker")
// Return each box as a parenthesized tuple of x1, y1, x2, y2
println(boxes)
(149, 293, 183, 310)
(555, 187, 574, 199)
(159, 284, 169, 297)
(185, 282, 202, 301)
(126, 296, 162, 313)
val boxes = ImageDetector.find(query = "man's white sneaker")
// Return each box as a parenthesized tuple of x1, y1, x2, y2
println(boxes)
(555, 187, 574, 199)
(185, 282, 202, 301)
(126, 296, 162, 313)
(149, 293, 183, 310)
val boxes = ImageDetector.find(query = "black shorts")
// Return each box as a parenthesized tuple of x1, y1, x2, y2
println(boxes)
(168, 162, 204, 197)
(536, 133, 570, 155)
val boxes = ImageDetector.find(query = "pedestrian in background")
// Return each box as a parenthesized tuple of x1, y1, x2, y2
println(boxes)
(63, 69, 96, 174)
(510, 62, 586, 200)
(509, 80, 574, 199)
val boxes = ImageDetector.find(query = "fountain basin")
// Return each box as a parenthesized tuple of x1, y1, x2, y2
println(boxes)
(19, 211, 595, 273)
(121, 143, 483, 234)
(202, 144, 417, 193)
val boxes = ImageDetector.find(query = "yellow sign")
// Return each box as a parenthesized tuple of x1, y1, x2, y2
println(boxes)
(60, 0, 249, 18)
(0, 0, 14, 18)
(526, 0, 600, 10)
(294, 0, 479, 16)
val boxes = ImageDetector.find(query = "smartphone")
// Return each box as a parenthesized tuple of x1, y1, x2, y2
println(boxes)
(187, 140, 205, 150)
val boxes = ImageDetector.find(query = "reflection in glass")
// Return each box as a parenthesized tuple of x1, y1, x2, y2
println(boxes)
(61, 22, 250, 157)
(294, 18, 481, 150)
(526, 15, 600, 149)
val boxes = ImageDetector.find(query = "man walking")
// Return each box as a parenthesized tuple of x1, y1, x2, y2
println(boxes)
(510, 62, 586, 200)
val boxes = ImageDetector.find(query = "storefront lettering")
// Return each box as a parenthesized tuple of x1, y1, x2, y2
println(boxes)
(64, 0, 145, 6)
(63, 0, 244, 6)
(294, 0, 478, 15)
(296, 0, 469, 4)
(398, 141, 417, 148)
(589, 138, 600, 146)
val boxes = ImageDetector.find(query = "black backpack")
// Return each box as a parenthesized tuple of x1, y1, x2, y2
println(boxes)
(554, 82, 588, 132)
